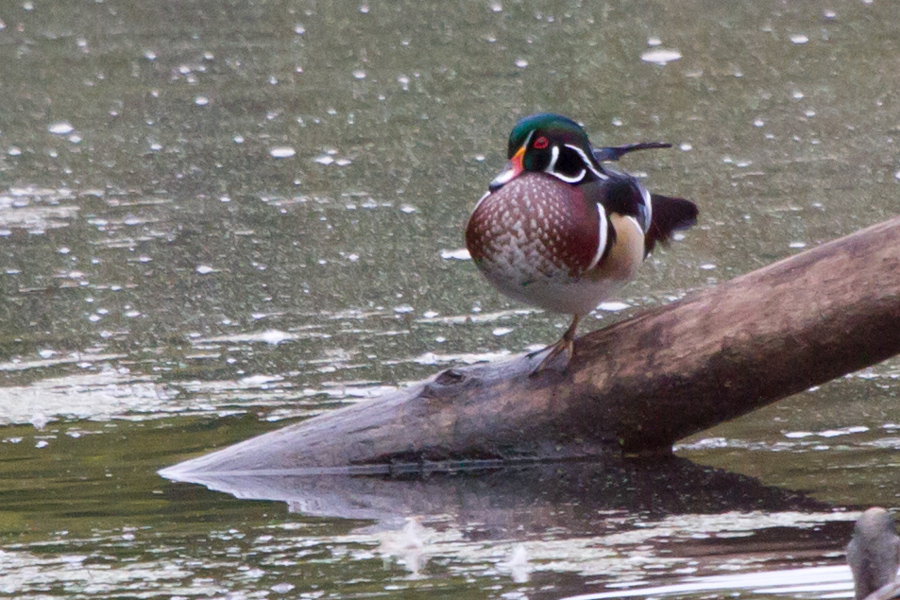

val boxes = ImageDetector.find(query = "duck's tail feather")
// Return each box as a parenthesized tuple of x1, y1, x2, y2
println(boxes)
(645, 194, 698, 256)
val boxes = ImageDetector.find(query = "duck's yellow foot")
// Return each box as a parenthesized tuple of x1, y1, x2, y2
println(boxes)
(528, 315, 580, 376)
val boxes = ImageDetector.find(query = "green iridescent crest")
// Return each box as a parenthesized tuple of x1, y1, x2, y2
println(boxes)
(506, 113, 592, 158)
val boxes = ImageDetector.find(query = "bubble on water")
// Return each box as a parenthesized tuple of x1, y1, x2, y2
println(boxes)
(679, 142, 692, 151)
(790, 34, 809, 44)
(789, 241, 806, 249)
(260, 330, 293, 345)
(792, 90, 804, 99)
(492, 327, 514, 336)
(400, 204, 416, 214)
(352, 69, 366, 80)
(394, 304, 414, 314)
(641, 48, 681, 65)
(38, 349, 56, 359)
(491, 2, 502, 12)
(270, 147, 296, 158)
(335, 158, 352, 166)
(514, 58, 528, 68)
(233, 135, 244, 144)
(196, 265, 214, 274)
(293, 23, 306, 34)
(502, 544, 530, 584)
(598, 301, 630, 312)
(700, 263, 717, 270)
(647, 37, 662, 47)
(440, 248, 471, 260)
(195, 96, 209, 106)
(8, 146, 22, 156)
(818, 426, 869, 438)
(35, 440, 49, 449)
(144, 50, 157, 61)
(31, 412, 49, 430)
(48, 121, 74, 135)
(313, 154, 334, 165)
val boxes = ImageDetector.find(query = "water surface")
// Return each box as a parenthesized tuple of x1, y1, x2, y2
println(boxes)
(2, 0, 900, 598)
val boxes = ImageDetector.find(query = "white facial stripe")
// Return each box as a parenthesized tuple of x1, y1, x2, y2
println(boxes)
(519, 130, 535, 156)
(587, 203, 609, 271)
(553, 168, 586, 184)
(546, 145, 560, 173)
(547, 144, 587, 184)
(564, 144, 608, 180)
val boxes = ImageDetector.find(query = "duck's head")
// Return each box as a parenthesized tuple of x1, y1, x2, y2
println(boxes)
(489, 113, 605, 192)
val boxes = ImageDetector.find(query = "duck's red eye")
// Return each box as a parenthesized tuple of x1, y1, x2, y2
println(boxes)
(533, 136, 549, 149)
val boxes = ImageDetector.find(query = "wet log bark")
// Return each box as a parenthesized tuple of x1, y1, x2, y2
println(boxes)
(162, 215, 900, 477)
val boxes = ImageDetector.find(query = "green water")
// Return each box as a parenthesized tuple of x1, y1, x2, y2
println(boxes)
(1, 0, 899, 597)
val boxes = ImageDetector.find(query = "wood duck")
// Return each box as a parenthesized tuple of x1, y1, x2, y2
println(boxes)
(847, 508, 900, 600)
(465, 113, 698, 373)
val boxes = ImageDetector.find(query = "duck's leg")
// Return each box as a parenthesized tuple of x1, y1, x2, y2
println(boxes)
(529, 314, 580, 375)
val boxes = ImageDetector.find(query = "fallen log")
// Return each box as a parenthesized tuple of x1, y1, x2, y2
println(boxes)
(162, 215, 900, 477)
